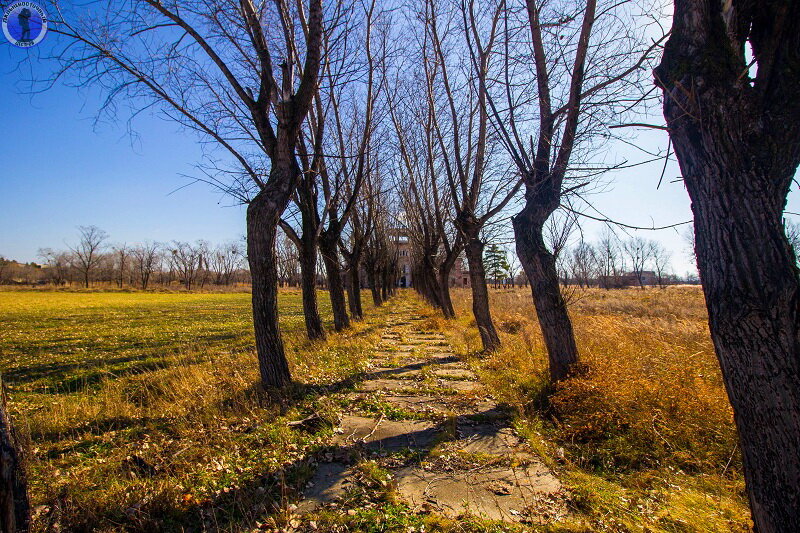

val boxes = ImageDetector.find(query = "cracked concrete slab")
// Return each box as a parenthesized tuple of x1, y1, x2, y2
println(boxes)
(358, 379, 420, 392)
(394, 463, 563, 522)
(298, 462, 352, 512)
(334, 415, 440, 450)
(432, 368, 478, 380)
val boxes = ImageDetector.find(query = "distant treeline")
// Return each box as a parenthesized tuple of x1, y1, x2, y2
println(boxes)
(556, 233, 699, 289)
(0, 226, 249, 290)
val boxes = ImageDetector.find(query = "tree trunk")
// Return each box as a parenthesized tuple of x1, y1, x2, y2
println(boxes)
(437, 252, 457, 319)
(655, 3, 800, 528)
(660, 90, 800, 533)
(418, 262, 442, 310)
(347, 261, 364, 320)
(437, 268, 455, 319)
(513, 204, 579, 382)
(247, 191, 292, 389)
(299, 233, 325, 340)
(0, 377, 29, 533)
(381, 268, 389, 301)
(687, 167, 800, 533)
(319, 232, 350, 331)
(366, 267, 382, 306)
(464, 235, 501, 352)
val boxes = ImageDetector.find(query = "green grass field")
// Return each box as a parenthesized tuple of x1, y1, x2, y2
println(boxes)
(2, 292, 257, 394)
(0, 290, 386, 532)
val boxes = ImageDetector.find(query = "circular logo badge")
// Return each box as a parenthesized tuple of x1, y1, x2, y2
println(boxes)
(3, 1, 48, 48)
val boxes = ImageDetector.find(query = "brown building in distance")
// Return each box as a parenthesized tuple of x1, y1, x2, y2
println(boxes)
(393, 229, 470, 289)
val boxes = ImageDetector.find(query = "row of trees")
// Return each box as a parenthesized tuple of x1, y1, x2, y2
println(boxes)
(1, 226, 248, 289)
(32, 0, 800, 528)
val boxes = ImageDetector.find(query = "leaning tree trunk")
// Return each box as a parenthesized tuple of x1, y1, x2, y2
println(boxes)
(247, 190, 293, 388)
(660, 66, 800, 533)
(464, 235, 501, 352)
(513, 203, 579, 382)
(319, 232, 350, 331)
(0, 376, 29, 533)
(298, 232, 325, 340)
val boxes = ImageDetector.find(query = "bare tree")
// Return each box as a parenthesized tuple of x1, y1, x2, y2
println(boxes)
(132, 242, 160, 290)
(210, 241, 244, 286)
(388, 26, 463, 318)
(655, 1, 800, 526)
(277, 0, 383, 333)
(38, 248, 73, 286)
(112, 244, 130, 288)
(597, 228, 623, 289)
(649, 240, 671, 288)
(170, 241, 204, 290)
(276, 231, 301, 287)
(314, 0, 383, 329)
(362, 177, 398, 305)
(69, 225, 108, 288)
(47, 0, 324, 387)
(471, 0, 657, 381)
(478, 0, 661, 381)
(424, 0, 521, 351)
(623, 237, 652, 288)
(569, 241, 597, 288)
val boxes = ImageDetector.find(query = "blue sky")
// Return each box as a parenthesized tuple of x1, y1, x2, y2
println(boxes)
(1, 37, 796, 277)
(0, 47, 247, 261)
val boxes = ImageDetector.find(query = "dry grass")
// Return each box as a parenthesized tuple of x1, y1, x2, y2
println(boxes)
(0, 290, 390, 532)
(440, 286, 751, 532)
(2, 287, 753, 531)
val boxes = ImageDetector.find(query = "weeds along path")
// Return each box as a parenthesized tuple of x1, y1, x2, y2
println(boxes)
(299, 293, 566, 525)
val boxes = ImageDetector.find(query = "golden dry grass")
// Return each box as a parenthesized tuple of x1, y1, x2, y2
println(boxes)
(439, 286, 751, 532)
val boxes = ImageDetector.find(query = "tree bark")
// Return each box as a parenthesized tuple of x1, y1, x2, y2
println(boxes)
(464, 235, 501, 352)
(654, 2, 800, 529)
(0, 377, 29, 533)
(690, 166, 800, 533)
(366, 267, 382, 306)
(437, 268, 455, 319)
(347, 262, 364, 320)
(513, 203, 579, 382)
(319, 232, 350, 331)
(247, 190, 292, 389)
(437, 252, 458, 319)
(298, 232, 325, 340)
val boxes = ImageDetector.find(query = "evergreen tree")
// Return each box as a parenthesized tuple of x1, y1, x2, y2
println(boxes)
(484, 245, 510, 288)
